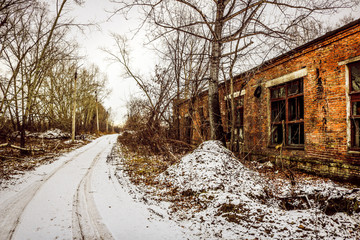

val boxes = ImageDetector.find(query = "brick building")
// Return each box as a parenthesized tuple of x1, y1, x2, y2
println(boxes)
(176, 19, 360, 183)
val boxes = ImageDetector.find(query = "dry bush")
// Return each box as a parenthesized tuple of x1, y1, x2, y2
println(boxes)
(118, 127, 192, 160)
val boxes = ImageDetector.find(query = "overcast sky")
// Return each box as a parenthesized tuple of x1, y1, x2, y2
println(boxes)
(64, 0, 360, 126)
(64, 0, 156, 125)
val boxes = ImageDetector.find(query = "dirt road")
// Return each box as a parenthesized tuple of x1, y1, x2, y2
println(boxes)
(0, 135, 185, 240)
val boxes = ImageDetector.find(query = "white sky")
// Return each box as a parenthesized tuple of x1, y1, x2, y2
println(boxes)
(62, 0, 360, 126)
(64, 0, 156, 125)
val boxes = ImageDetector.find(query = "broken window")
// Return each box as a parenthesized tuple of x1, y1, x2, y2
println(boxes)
(236, 105, 244, 142)
(270, 78, 304, 146)
(288, 96, 304, 121)
(198, 107, 209, 139)
(350, 61, 360, 92)
(226, 96, 244, 147)
(271, 124, 283, 144)
(349, 61, 360, 149)
(288, 123, 304, 145)
(184, 115, 192, 144)
(351, 118, 360, 148)
(271, 100, 285, 122)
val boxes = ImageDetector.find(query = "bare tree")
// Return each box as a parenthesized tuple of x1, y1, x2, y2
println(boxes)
(153, 25, 209, 140)
(0, 0, 83, 152)
(112, 0, 359, 142)
(0, 0, 34, 56)
(104, 35, 185, 155)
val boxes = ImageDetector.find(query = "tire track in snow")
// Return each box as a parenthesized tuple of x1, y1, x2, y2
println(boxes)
(0, 135, 117, 240)
(95, 145, 189, 240)
(0, 141, 98, 240)
(72, 147, 114, 240)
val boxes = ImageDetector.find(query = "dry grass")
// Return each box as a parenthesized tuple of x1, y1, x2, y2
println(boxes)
(117, 132, 202, 213)
(0, 137, 90, 181)
(120, 147, 173, 186)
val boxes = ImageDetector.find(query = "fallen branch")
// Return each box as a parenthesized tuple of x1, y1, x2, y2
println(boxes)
(53, 142, 61, 151)
(0, 143, 8, 148)
(0, 155, 24, 161)
(0, 143, 44, 152)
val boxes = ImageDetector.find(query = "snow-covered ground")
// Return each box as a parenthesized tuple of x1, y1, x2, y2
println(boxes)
(0, 135, 188, 239)
(112, 140, 360, 240)
(0, 136, 359, 240)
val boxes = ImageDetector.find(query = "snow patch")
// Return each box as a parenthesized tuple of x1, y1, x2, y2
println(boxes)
(158, 140, 265, 200)
(27, 129, 70, 139)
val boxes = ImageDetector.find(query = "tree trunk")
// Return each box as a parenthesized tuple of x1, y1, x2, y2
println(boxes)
(230, 75, 235, 151)
(208, 2, 225, 142)
(72, 71, 77, 142)
(96, 100, 99, 134)
(20, 115, 27, 155)
(106, 119, 109, 133)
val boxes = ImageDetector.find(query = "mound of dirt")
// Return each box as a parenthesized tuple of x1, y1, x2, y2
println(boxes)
(153, 140, 360, 239)
(158, 140, 266, 201)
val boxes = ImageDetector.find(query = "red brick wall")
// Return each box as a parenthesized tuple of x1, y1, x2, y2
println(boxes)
(178, 22, 360, 182)
(238, 23, 360, 166)
(178, 94, 210, 144)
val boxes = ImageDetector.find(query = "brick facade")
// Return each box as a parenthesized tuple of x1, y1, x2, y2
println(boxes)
(177, 19, 360, 183)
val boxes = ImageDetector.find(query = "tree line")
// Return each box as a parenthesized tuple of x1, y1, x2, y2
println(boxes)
(0, 0, 112, 151)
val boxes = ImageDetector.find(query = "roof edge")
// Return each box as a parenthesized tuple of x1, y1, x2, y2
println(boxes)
(233, 18, 360, 80)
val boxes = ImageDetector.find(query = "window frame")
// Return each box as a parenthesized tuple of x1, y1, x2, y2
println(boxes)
(184, 115, 192, 144)
(198, 107, 209, 139)
(226, 95, 244, 144)
(349, 61, 360, 150)
(269, 78, 304, 148)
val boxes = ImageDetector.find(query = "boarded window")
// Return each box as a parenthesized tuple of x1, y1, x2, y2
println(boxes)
(270, 78, 304, 146)
(349, 61, 360, 149)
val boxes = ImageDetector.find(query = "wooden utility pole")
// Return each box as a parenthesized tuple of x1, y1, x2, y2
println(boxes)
(106, 111, 109, 133)
(96, 91, 99, 134)
(71, 71, 77, 143)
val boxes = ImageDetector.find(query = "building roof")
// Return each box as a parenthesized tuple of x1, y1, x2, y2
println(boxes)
(233, 18, 360, 81)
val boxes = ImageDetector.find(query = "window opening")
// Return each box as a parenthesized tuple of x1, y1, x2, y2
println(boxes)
(184, 115, 192, 144)
(226, 96, 244, 148)
(198, 107, 208, 139)
(349, 61, 360, 149)
(270, 78, 304, 146)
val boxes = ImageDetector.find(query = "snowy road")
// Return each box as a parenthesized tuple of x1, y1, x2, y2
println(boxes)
(0, 135, 186, 240)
